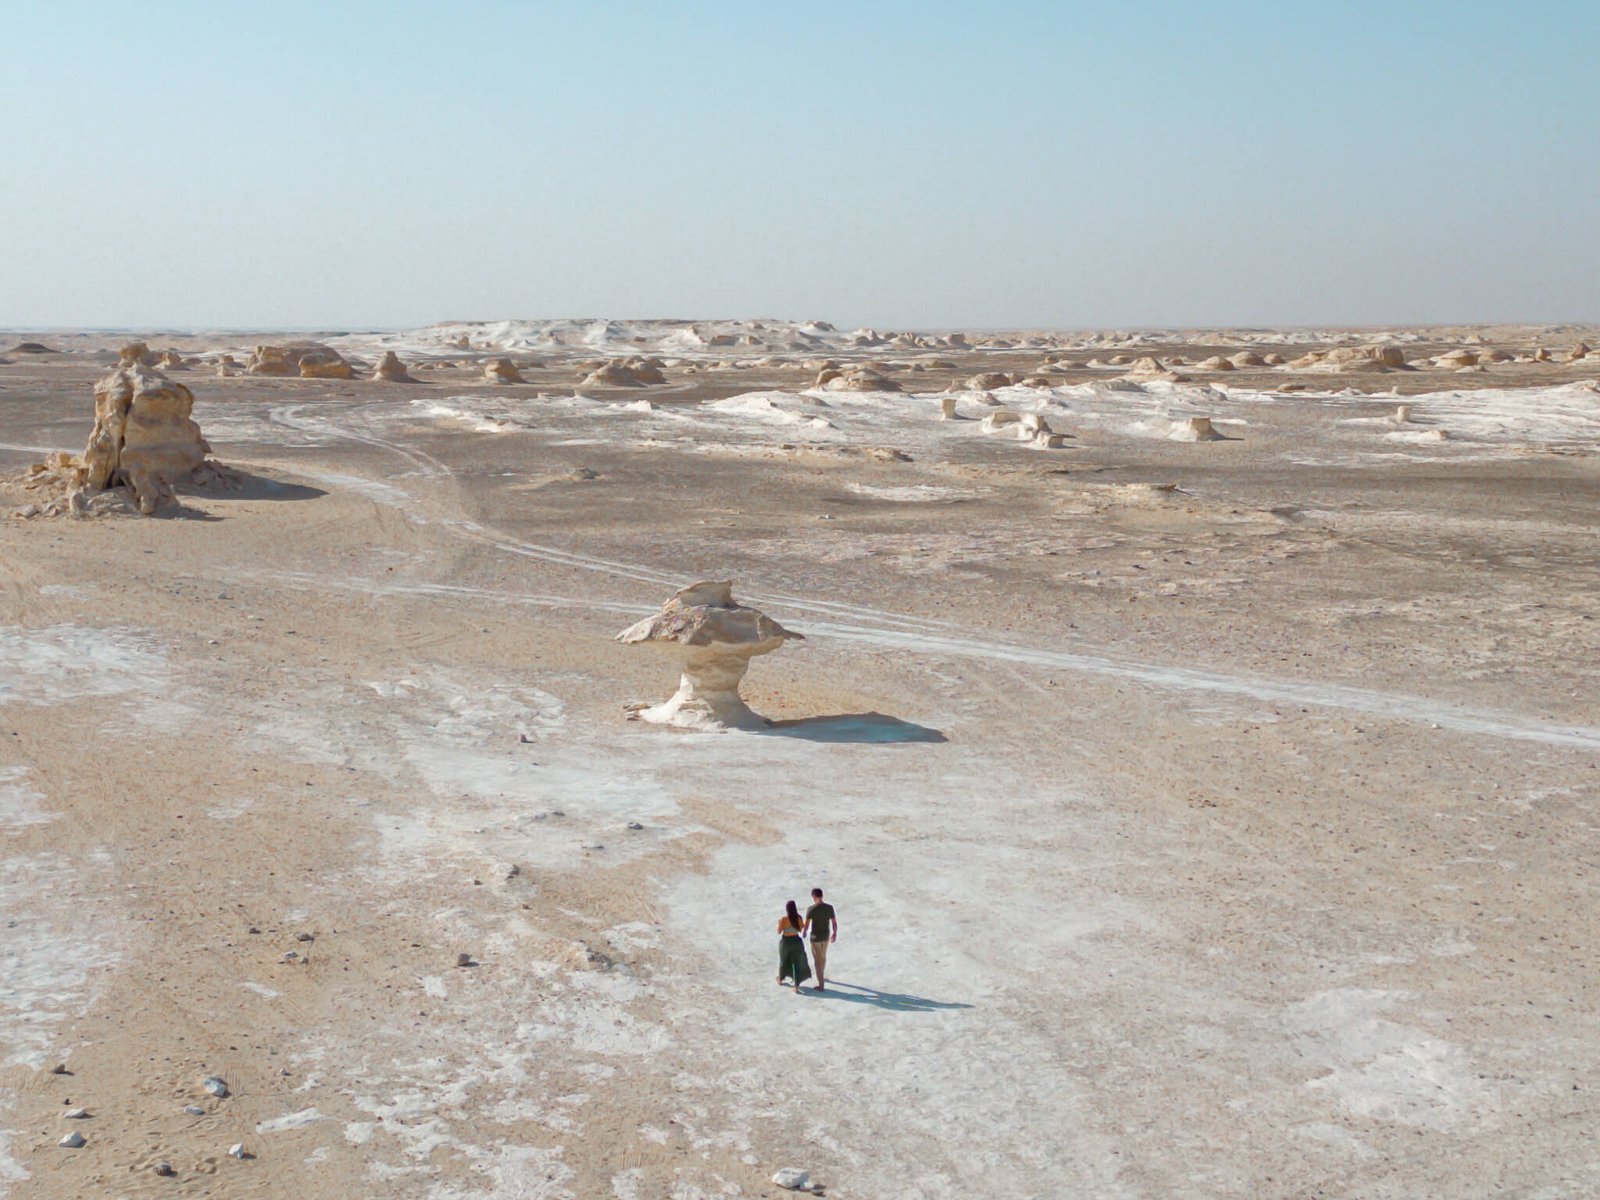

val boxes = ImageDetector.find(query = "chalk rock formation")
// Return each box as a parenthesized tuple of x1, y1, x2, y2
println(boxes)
(1435, 349, 1479, 368)
(1229, 350, 1267, 368)
(1570, 342, 1591, 361)
(1170, 416, 1225, 442)
(617, 581, 802, 731)
(484, 358, 525, 384)
(821, 367, 902, 393)
(968, 372, 1012, 391)
(17, 355, 214, 515)
(1289, 345, 1407, 371)
(939, 395, 960, 420)
(1390, 404, 1413, 424)
(1120, 356, 1190, 383)
(372, 351, 417, 382)
(980, 410, 1021, 433)
(1195, 355, 1236, 371)
(247, 341, 353, 379)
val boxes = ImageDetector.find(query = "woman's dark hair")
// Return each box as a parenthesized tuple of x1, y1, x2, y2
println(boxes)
(785, 899, 801, 925)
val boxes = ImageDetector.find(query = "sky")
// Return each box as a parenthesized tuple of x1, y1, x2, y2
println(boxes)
(2, 1, 1596, 330)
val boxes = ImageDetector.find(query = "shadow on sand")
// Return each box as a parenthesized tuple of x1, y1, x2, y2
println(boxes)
(152, 469, 328, 518)
(760, 712, 947, 745)
(804, 981, 972, 1013)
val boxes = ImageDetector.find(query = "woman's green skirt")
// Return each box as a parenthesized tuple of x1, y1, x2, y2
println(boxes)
(778, 936, 812, 985)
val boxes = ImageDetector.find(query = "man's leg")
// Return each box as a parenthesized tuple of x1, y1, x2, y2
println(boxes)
(811, 939, 828, 988)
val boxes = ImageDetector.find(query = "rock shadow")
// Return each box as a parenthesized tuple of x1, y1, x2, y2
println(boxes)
(760, 711, 947, 745)
(178, 468, 328, 505)
(804, 981, 972, 1012)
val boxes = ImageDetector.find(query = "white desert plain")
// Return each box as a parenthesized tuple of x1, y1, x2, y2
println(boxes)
(2, 319, 1599, 1199)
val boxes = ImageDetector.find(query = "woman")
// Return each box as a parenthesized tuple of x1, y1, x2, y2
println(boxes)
(776, 899, 812, 992)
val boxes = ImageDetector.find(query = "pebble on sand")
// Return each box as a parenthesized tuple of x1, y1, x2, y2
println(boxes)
(203, 1075, 229, 1097)
(58, 1131, 86, 1148)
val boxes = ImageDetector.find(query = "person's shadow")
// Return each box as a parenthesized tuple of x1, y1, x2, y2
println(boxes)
(803, 981, 971, 1012)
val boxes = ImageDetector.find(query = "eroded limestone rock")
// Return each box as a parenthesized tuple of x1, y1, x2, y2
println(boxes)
(247, 341, 353, 379)
(617, 581, 802, 731)
(373, 351, 417, 382)
(484, 358, 525, 384)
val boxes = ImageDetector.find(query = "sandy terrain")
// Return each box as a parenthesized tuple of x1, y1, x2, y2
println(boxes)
(2, 321, 1599, 1199)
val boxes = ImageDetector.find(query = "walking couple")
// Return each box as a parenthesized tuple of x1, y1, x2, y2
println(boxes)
(777, 888, 837, 993)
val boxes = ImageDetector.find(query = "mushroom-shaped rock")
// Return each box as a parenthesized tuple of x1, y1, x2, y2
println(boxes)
(373, 351, 417, 382)
(938, 395, 960, 420)
(617, 581, 802, 730)
(83, 361, 211, 513)
(484, 358, 524, 384)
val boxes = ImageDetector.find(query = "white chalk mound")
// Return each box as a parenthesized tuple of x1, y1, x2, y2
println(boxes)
(617, 581, 802, 731)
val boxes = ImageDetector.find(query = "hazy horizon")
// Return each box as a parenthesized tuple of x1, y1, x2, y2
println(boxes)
(4, 1, 1596, 330)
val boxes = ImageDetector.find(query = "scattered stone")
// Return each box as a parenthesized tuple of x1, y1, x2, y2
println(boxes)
(228, 1143, 250, 1159)
(184, 1105, 206, 1116)
(58, 1131, 86, 1149)
(626, 821, 645, 830)
(203, 1075, 229, 1098)
(63, 1108, 89, 1120)
(772, 1167, 811, 1190)
(617, 581, 803, 730)
(154, 1161, 175, 1176)
(295, 932, 314, 942)
(456, 952, 475, 967)
(50, 1063, 71, 1075)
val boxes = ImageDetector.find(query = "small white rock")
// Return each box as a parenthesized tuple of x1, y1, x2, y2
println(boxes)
(771, 1167, 810, 1190)
(63, 1108, 89, 1120)
(184, 1105, 206, 1115)
(203, 1075, 229, 1097)
(58, 1131, 86, 1148)
(228, 1142, 248, 1159)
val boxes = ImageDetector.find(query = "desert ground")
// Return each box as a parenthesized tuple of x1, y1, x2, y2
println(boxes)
(2, 319, 1599, 1199)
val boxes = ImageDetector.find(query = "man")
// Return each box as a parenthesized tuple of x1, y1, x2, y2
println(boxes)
(803, 887, 838, 991)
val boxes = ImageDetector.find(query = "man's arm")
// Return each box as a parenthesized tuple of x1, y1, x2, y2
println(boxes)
(831, 911, 839, 942)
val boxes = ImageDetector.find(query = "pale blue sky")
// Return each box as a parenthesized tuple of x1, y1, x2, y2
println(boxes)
(3, 1, 1595, 329)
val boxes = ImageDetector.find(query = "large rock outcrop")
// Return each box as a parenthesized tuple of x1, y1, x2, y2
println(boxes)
(1288, 345, 1407, 372)
(83, 357, 209, 512)
(247, 341, 354, 379)
(18, 347, 213, 516)
(617, 581, 802, 730)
